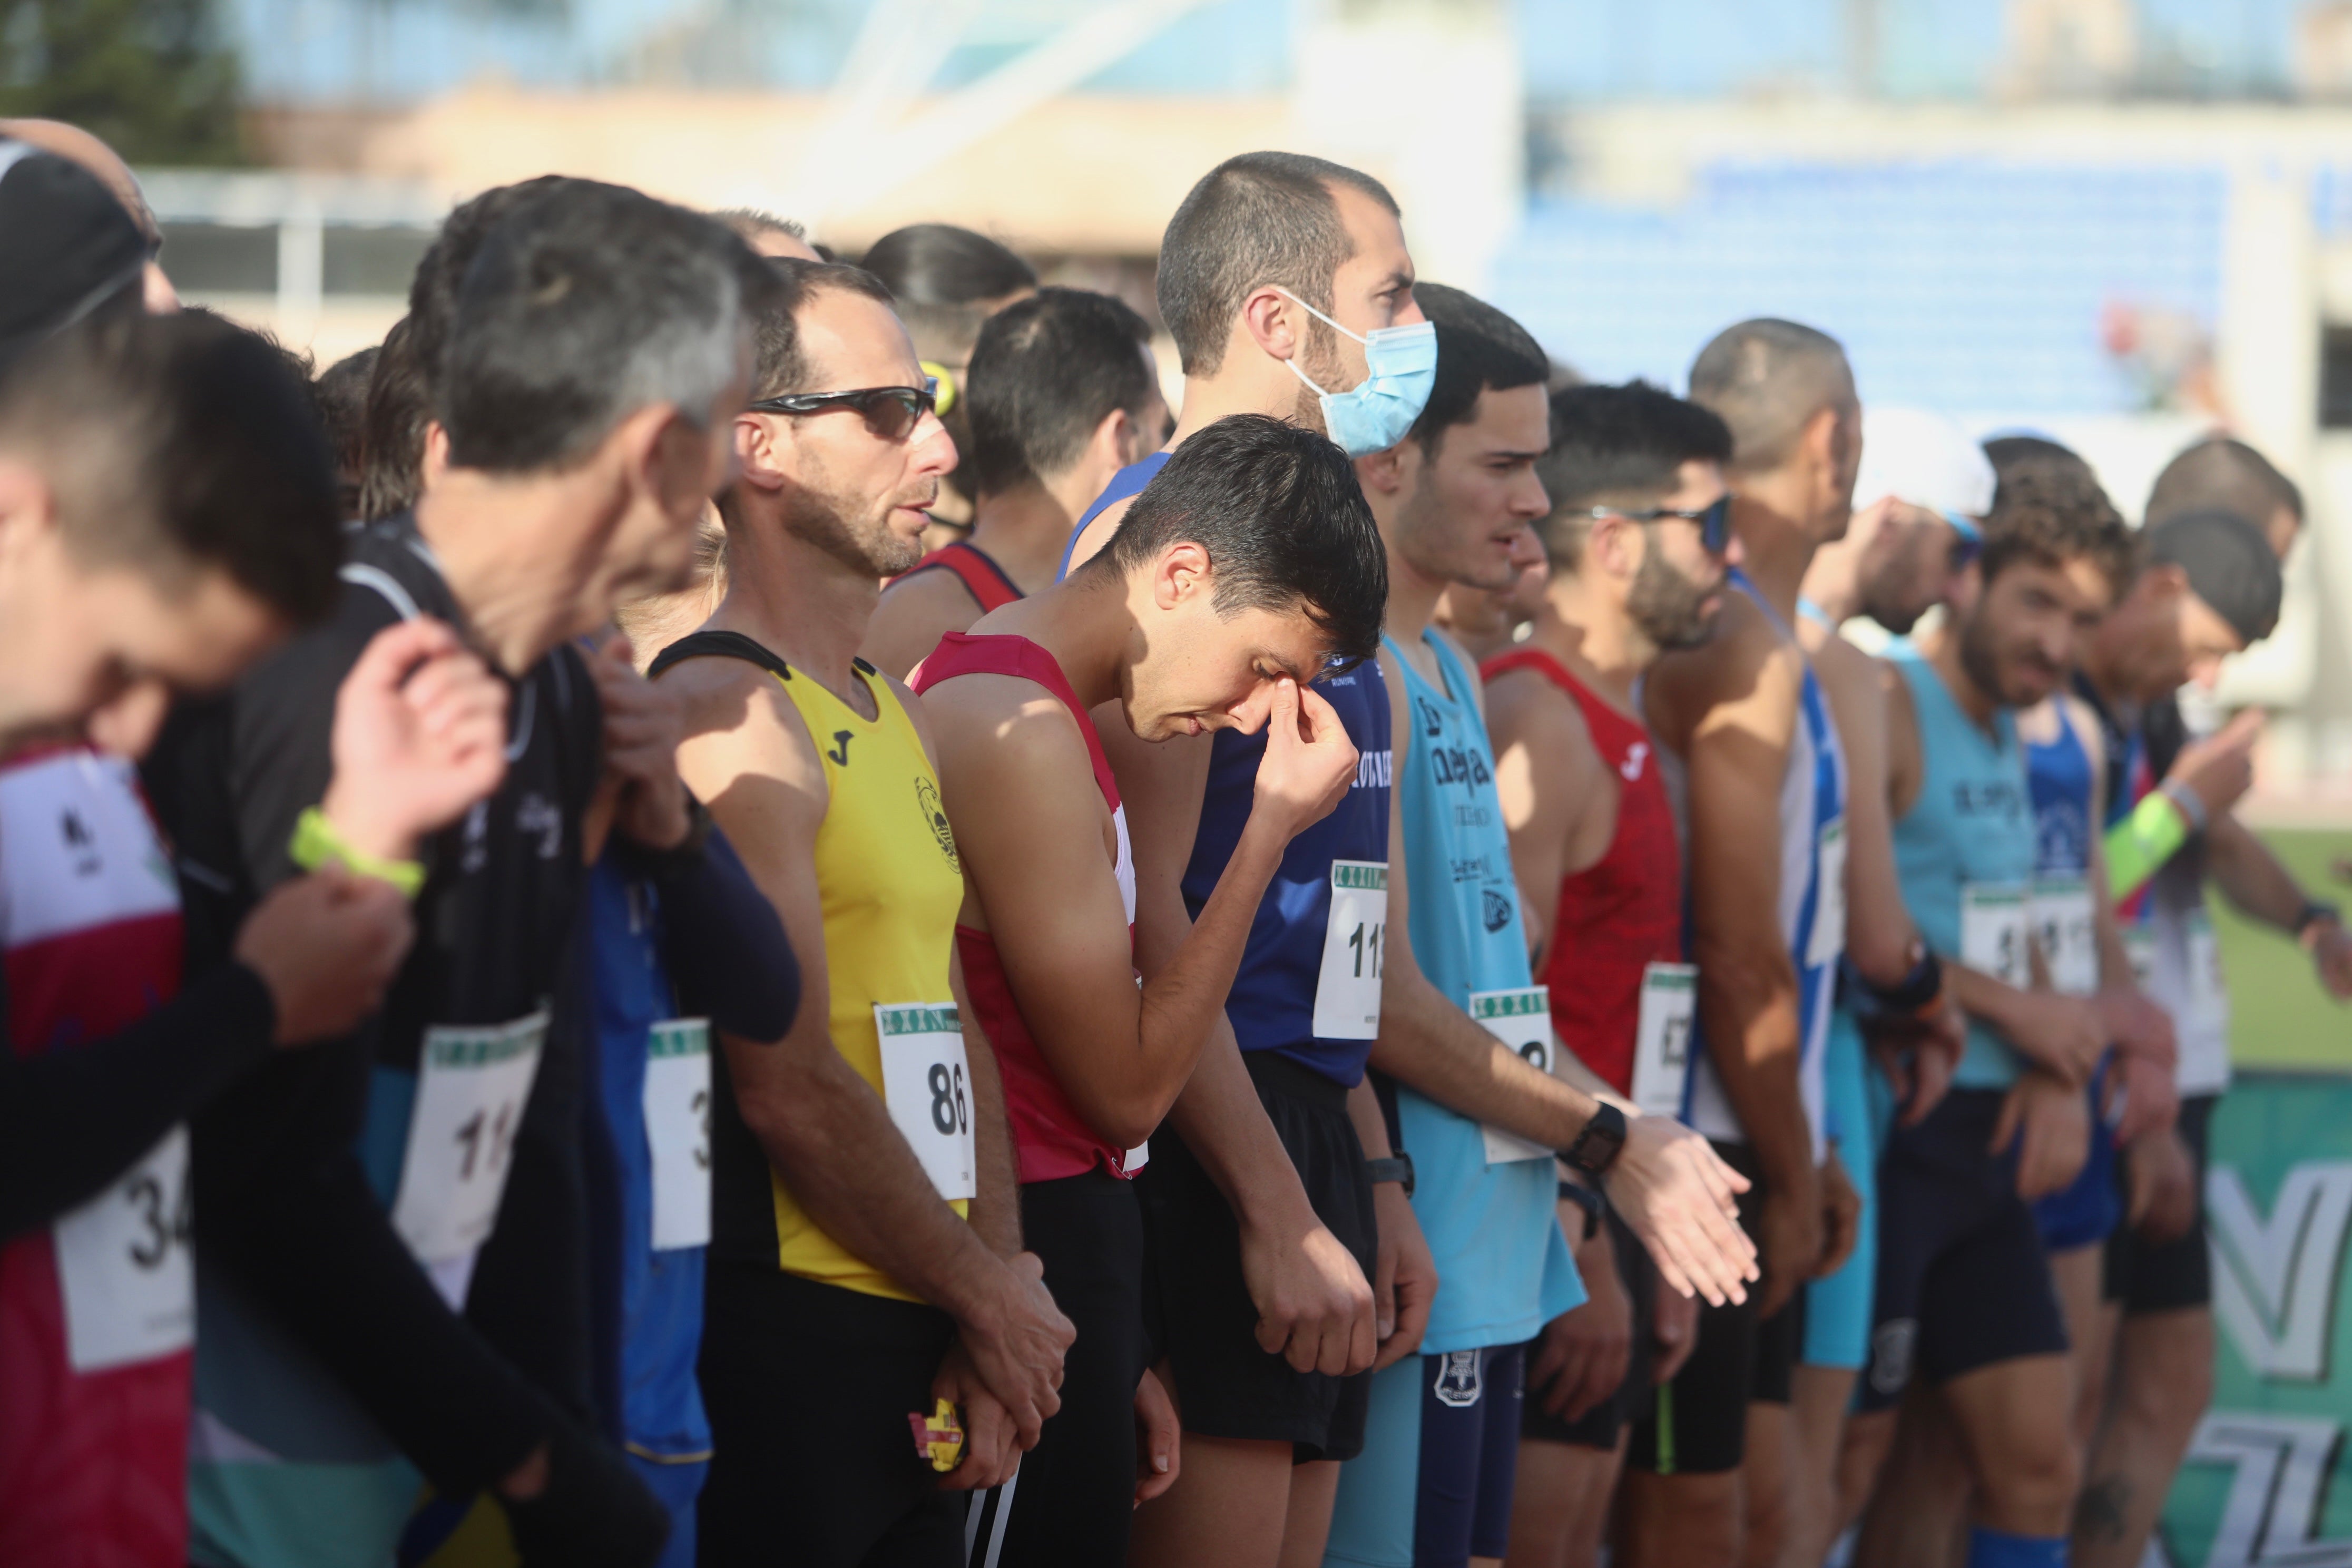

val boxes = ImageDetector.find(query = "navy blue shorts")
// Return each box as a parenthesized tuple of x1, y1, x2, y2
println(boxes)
(1325, 1345, 1527, 1567)
(1858, 1087, 2069, 1412)
(2104, 1093, 2215, 1315)
(2033, 1053, 2121, 1252)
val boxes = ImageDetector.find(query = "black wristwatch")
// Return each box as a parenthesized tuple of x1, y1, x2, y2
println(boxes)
(2296, 900, 2343, 941)
(1562, 1102, 1628, 1176)
(1366, 1153, 1415, 1198)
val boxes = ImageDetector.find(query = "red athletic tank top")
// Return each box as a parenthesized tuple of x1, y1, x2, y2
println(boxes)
(1482, 649, 1683, 1095)
(911, 633, 1139, 1184)
(898, 541, 1022, 616)
(0, 748, 192, 1566)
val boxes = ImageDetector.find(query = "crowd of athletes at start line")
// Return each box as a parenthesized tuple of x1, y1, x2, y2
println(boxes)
(0, 121, 2347, 1568)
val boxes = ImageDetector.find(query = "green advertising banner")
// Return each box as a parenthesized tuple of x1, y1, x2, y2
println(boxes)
(2161, 1071, 2352, 1566)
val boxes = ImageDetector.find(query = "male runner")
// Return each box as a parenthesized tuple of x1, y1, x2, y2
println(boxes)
(864, 287, 1169, 678)
(1327, 287, 1757, 1568)
(1642, 319, 1864, 1568)
(915, 415, 1379, 1563)
(1851, 482, 2147, 1568)
(652, 256, 1073, 1568)
(145, 182, 768, 1568)
(1483, 381, 1735, 1568)
(0, 310, 478, 1568)
(2068, 464, 2323, 1568)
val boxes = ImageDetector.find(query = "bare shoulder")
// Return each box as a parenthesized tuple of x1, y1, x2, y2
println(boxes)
(1065, 493, 1136, 575)
(1485, 663, 1598, 772)
(1650, 597, 1800, 749)
(1426, 626, 1490, 723)
(918, 670, 1092, 781)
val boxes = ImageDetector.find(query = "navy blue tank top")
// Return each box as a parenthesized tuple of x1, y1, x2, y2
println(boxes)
(1057, 451, 1169, 580)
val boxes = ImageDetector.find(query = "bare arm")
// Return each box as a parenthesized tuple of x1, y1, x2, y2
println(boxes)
(1063, 493, 1138, 577)
(859, 570, 984, 683)
(1487, 666, 1612, 972)
(1807, 634, 1913, 984)
(955, 945, 1022, 1257)
(2208, 810, 2352, 1001)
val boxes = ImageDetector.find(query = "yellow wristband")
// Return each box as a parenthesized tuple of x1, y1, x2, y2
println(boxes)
(290, 806, 426, 898)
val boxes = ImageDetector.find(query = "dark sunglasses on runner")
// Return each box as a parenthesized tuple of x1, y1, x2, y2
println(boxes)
(1592, 493, 1731, 555)
(745, 377, 938, 441)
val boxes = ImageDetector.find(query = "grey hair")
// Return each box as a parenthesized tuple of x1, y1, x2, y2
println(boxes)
(1687, 318, 1854, 475)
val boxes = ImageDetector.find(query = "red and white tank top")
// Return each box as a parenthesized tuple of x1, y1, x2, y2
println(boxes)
(0, 747, 192, 1567)
(1482, 649, 1683, 1096)
(897, 540, 1023, 616)
(912, 632, 1139, 1184)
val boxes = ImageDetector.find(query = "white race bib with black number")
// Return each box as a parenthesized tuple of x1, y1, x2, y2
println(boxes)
(53, 1125, 193, 1373)
(393, 1011, 547, 1273)
(2178, 909, 2232, 1094)
(1630, 962, 1699, 1119)
(643, 1017, 712, 1251)
(1312, 861, 1388, 1041)
(874, 1003, 976, 1202)
(1960, 884, 2032, 989)
(2031, 878, 2099, 998)
(1473, 986, 1554, 1164)
(1805, 819, 1849, 969)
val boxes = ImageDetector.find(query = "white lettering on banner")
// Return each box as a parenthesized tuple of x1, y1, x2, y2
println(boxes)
(1312, 861, 1388, 1041)
(53, 1125, 194, 1373)
(2183, 1412, 2352, 1568)
(1473, 986, 1555, 1164)
(1805, 819, 1848, 969)
(393, 1012, 548, 1275)
(2207, 1161, 2352, 1382)
(2031, 878, 2099, 998)
(1959, 884, 2032, 989)
(874, 1003, 976, 1201)
(644, 1018, 712, 1251)
(1631, 963, 1698, 1119)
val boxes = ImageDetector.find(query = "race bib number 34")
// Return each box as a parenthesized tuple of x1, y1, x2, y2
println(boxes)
(393, 1011, 547, 1267)
(1474, 986, 1555, 1164)
(643, 1018, 712, 1251)
(1312, 861, 1388, 1041)
(53, 1125, 193, 1373)
(875, 1003, 976, 1202)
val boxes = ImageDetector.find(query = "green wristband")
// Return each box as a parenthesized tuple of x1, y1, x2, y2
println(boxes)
(290, 806, 425, 898)
(2102, 789, 2190, 906)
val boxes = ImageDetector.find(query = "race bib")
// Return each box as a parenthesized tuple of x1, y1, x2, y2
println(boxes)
(1630, 962, 1699, 1119)
(1959, 884, 2031, 989)
(1312, 861, 1388, 1041)
(874, 1003, 976, 1201)
(2031, 878, 2099, 998)
(643, 1018, 712, 1251)
(1472, 986, 1555, 1164)
(393, 1011, 547, 1271)
(1804, 819, 1848, 969)
(53, 1125, 193, 1373)
(2122, 924, 2157, 991)
(2178, 909, 2232, 1094)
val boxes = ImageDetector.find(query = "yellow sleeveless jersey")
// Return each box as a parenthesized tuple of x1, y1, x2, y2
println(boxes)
(722, 651, 968, 1300)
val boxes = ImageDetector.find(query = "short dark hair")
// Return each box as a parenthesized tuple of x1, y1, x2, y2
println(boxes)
(744, 257, 899, 401)
(715, 207, 807, 247)
(1982, 433, 2093, 486)
(965, 287, 1154, 497)
(1536, 381, 1733, 568)
(438, 181, 759, 474)
(1687, 317, 1853, 473)
(0, 309, 340, 622)
(315, 347, 376, 492)
(1156, 151, 1400, 379)
(860, 224, 1037, 364)
(357, 316, 428, 521)
(1096, 414, 1385, 666)
(1979, 463, 2137, 601)
(1408, 283, 1548, 457)
(2145, 436, 2303, 533)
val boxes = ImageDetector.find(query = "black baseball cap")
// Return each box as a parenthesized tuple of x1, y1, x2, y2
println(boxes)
(0, 141, 149, 374)
(2144, 507, 2283, 644)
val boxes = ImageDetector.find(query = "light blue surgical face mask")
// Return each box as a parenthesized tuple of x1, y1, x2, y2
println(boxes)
(1273, 287, 1437, 458)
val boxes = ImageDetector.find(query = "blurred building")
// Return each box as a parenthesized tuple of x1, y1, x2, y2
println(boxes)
(148, 0, 2352, 806)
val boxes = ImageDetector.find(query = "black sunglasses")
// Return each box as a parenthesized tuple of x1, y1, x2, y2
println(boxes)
(746, 378, 938, 442)
(1592, 494, 1731, 555)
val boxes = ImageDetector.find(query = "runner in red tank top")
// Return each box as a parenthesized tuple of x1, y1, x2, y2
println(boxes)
(861, 288, 1171, 680)
(912, 419, 1377, 1567)
(1478, 380, 1736, 1568)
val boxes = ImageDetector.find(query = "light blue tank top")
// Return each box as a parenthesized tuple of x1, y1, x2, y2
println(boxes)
(1385, 630, 1581, 1352)
(1683, 573, 1840, 1163)
(1888, 644, 2037, 1087)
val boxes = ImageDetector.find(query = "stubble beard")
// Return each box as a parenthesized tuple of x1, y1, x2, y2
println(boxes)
(783, 485, 924, 579)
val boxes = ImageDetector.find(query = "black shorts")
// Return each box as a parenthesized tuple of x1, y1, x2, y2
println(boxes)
(699, 1265, 962, 1568)
(1136, 1051, 1378, 1462)
(964, 1170, 1145, 1568)
(1858, 1087, 2070, 1412)
(1523, 1207, 1654, 1451)
(2104, 1093, 2216, 1316)
(1625, 1141, 1799, 1475)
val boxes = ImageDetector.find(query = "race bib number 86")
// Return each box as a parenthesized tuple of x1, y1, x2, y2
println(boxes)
(875, 1003, 976, 1202)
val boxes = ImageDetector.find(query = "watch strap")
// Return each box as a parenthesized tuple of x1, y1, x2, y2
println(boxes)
(1365, 1154, 1414, 1197)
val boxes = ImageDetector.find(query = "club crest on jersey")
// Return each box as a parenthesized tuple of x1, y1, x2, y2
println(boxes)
(915, 777, 959, 872)
(1433, 1349, 1482, 1408)
(1482, 889, 1513, 933)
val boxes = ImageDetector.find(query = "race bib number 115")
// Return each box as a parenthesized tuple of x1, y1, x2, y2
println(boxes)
(393, 1011, 548, 1268)
(1313, 861, 1388, 1041)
